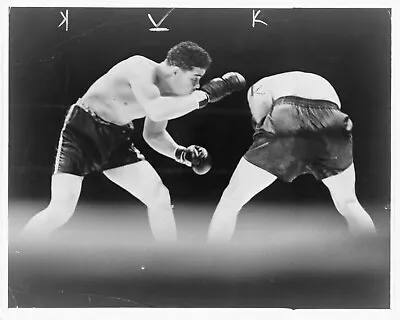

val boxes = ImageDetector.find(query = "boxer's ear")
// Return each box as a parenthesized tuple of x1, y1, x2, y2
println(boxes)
(171, 65, 180, 76)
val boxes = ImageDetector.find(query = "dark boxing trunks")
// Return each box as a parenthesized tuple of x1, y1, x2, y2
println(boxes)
(244, 96, 353, 182)
(54, 100, 145, 176)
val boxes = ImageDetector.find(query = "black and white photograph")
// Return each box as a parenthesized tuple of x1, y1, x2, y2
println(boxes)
(1, 1, 397, 319)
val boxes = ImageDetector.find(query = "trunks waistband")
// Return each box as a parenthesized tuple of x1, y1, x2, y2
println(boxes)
(74, 98, 134, 131)
(273, 96, 340, 110)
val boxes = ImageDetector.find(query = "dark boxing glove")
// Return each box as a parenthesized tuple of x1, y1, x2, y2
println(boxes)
(198, 72, 246, 108)
(174, 145, 212, 175)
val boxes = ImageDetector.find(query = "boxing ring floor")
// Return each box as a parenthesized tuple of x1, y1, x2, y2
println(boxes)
(8, 199, 390, 309)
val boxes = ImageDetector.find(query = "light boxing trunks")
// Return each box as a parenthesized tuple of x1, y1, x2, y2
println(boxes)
(244, 96, 353, 182)
(53, 99, 145, 176)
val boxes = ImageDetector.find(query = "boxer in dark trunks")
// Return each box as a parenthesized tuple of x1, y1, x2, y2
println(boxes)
(207, 71, 376, 243)
(20, 41, 245, 243)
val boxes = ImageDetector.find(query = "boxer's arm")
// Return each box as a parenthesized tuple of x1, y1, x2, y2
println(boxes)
(131, 81, 207, 122)
(145, 91, 209, 122)
(143, 117, 211, 172)
(130, 71, 245, 122)
(142, 116, 181, 159)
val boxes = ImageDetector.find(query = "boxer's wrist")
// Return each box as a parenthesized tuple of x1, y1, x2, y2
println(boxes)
(174, 146, 191, 166)
(192, 90, 210, 109)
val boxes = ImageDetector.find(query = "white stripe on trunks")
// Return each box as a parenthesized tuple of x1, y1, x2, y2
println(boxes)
(53, 104, 77, 175)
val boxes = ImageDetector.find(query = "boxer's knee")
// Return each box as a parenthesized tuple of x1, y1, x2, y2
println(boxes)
(339, 196, 359, 213)
(145, 180, 172, 210)
(216, 188, 245, 216)
(330, 190, 359, 216)
(46, 195, 78, 224)
(46, 174, 82, 222)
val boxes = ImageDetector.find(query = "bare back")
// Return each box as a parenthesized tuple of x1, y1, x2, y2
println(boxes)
(248, 71, 341, 122)
(80, 56, 160, 125)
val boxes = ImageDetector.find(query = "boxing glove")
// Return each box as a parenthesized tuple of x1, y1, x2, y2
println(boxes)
(197, 72, 246, 108)
(174, 145, 212, 175)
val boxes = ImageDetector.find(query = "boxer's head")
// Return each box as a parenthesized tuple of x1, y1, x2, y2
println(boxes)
(159, 41, 212, 96)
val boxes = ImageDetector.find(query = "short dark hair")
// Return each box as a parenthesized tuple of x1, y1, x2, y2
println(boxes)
(166, 41, 212, 71)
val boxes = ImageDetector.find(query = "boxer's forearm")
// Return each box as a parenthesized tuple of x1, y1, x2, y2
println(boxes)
(144, 92, 207, 122)
(143, 130, 180, 159)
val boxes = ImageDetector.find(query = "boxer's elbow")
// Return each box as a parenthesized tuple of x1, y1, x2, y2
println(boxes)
(143, 124, 166, 145)
(143, 125, 160, 141)
(144, 105, 165, 122)
(143, 130, 159, 146)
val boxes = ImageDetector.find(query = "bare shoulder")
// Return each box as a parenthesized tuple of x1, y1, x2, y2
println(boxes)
(116, 56, 160, 98)
(124, 55, 157, 67)
(116, 55, 157, 77)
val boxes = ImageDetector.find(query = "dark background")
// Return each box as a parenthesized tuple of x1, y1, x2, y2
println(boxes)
(8, 7, 391, 205)
(7, 8, 391, 309)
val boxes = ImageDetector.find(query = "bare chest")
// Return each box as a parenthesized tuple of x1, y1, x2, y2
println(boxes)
(83, 77, 147, 123)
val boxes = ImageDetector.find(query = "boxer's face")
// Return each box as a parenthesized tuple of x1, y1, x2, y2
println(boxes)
(171, 67, 206, 96)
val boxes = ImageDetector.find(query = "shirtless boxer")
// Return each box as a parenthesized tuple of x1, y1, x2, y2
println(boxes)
(20, 41, 245, 242)
(207, 71, 376, 243)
